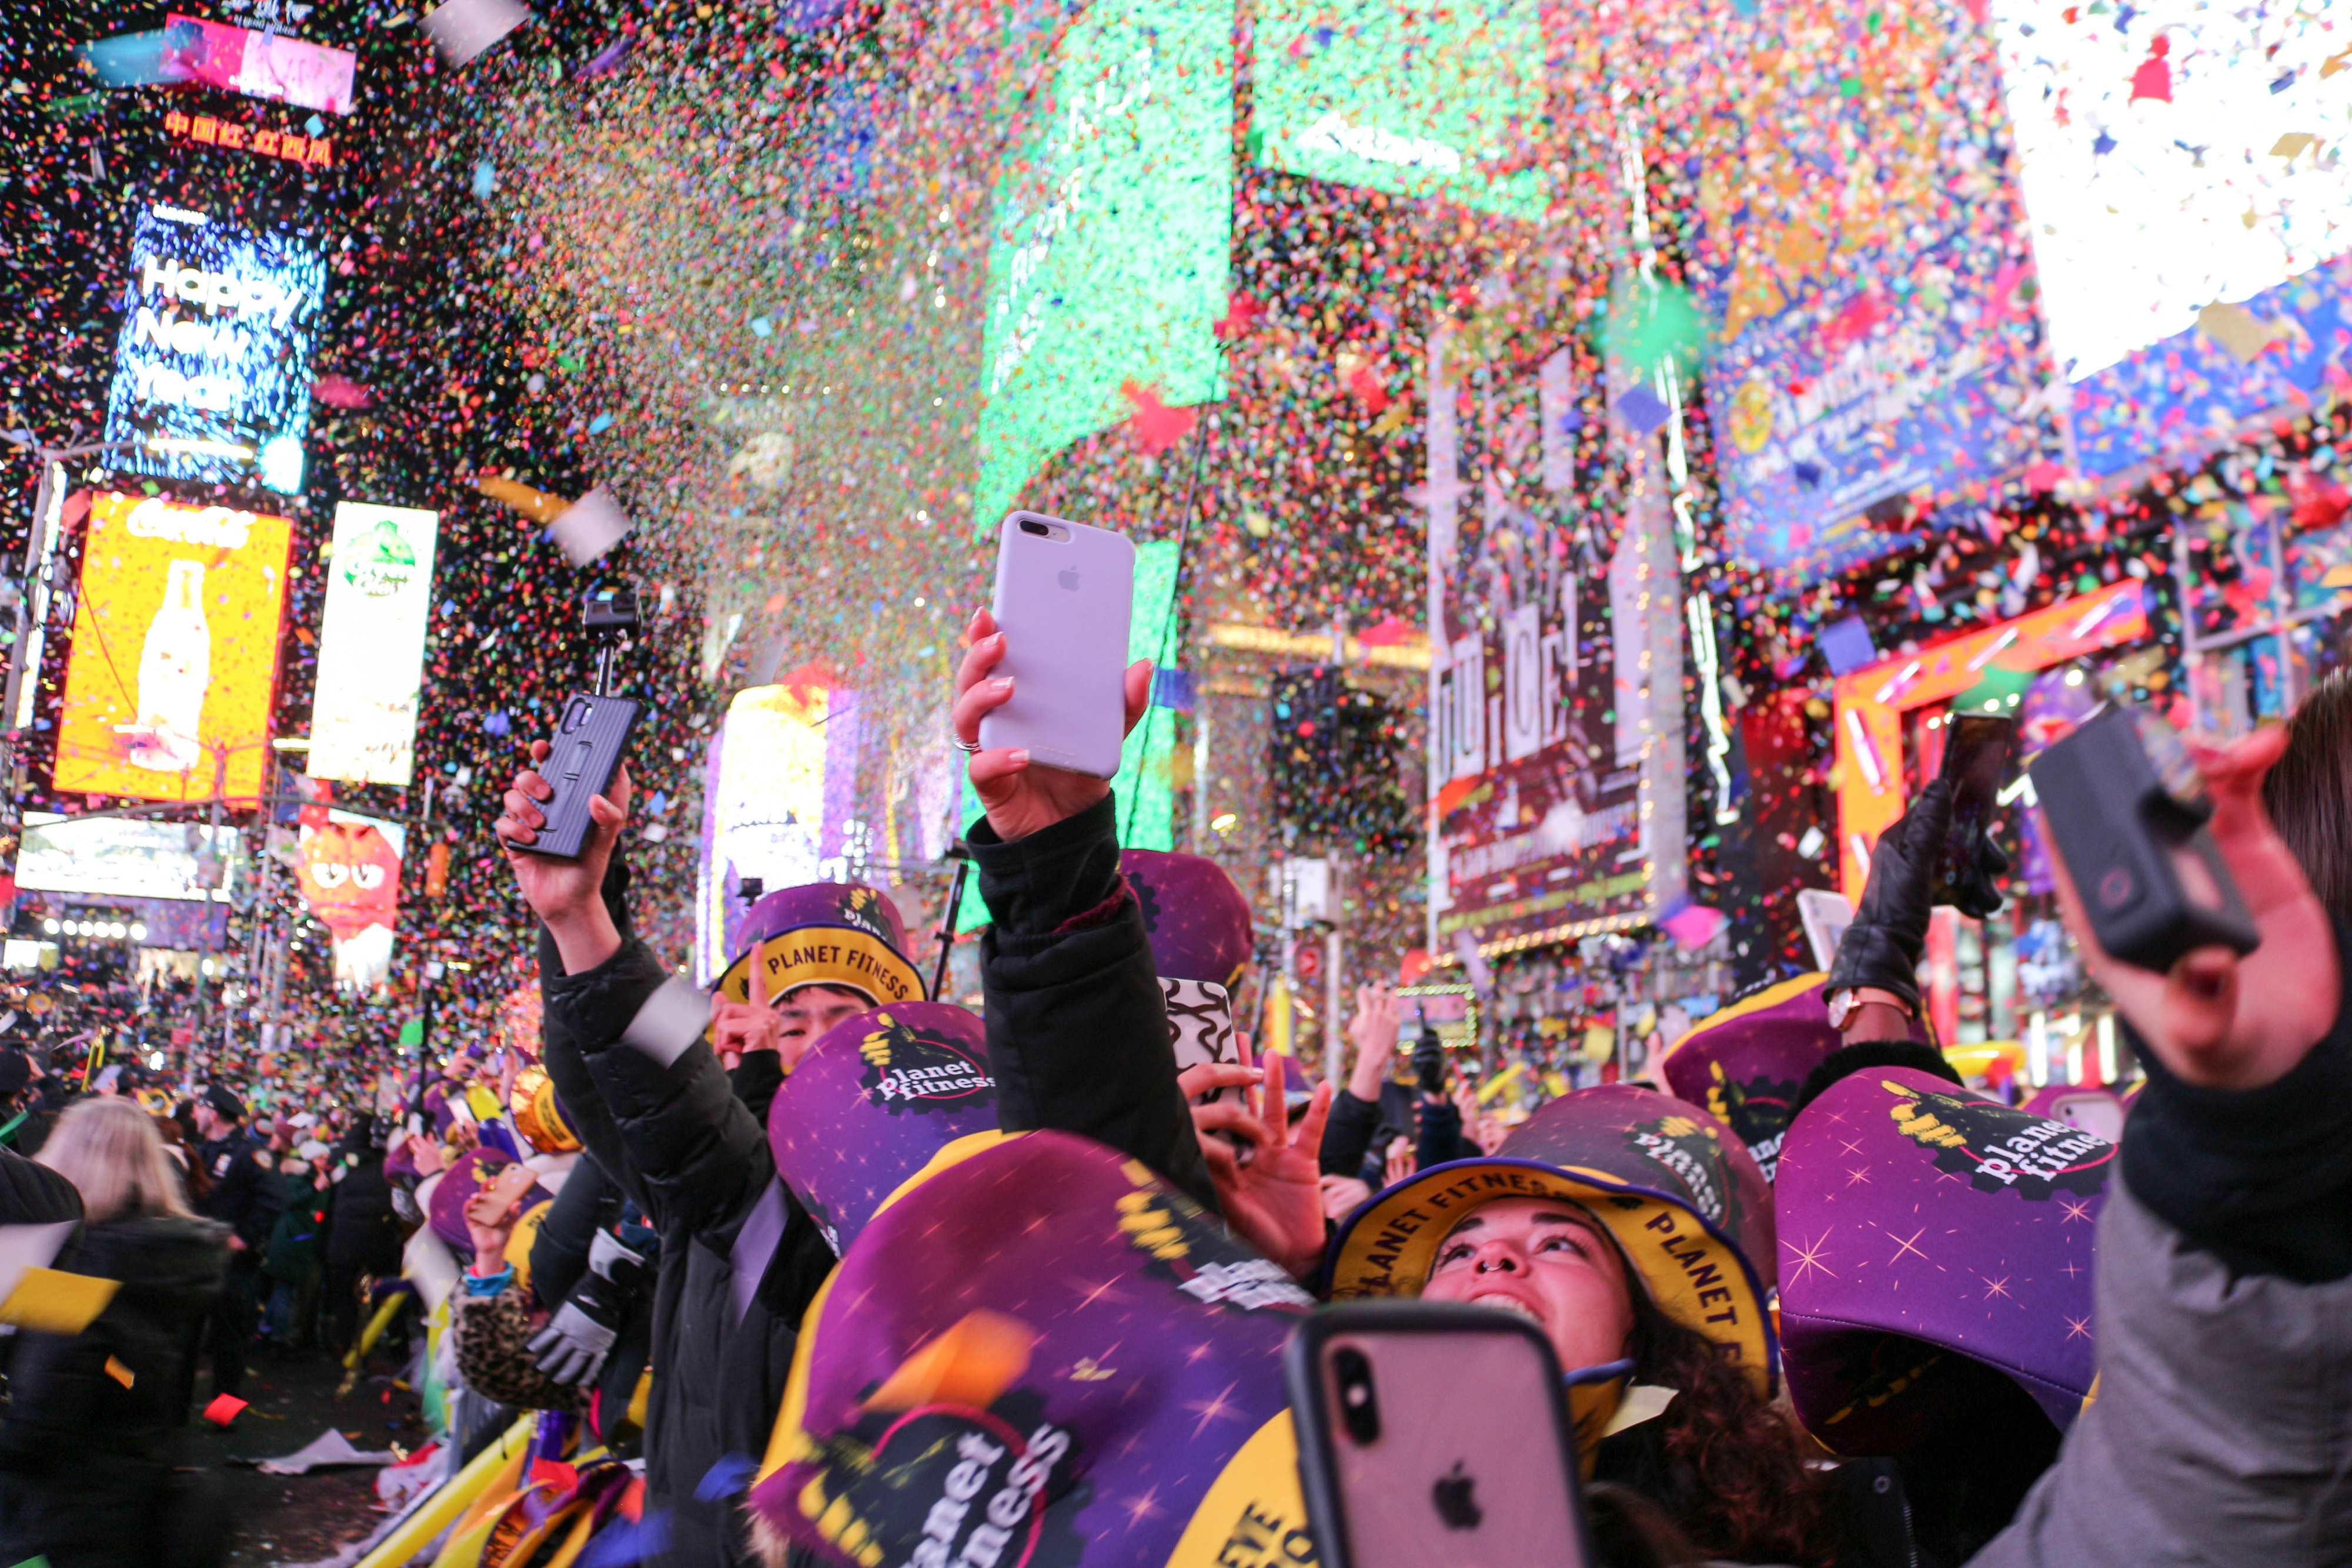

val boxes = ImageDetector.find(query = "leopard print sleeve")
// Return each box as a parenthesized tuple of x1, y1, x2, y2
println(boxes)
(451, 1283, 588, 1413)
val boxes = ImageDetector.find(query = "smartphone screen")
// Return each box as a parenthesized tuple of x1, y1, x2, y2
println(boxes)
(1302, 1318, 1589, 1568)
(980, 513, 1135, 779)
(1933, 713, 2017, 900)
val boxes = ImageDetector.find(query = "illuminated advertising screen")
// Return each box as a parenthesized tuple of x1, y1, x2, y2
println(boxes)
(972, 0, 1233, 534)
(309, 502, 440, 786)
(15, 813, 235, 902)
(1251, 0, 1552, 221)
(1430, 339, 1655, 950)
(694, 673, 867, 982)
(295, 810, 404, 991)
(1992, 0, 2352, 475)
(162, 15, 357, 115)
(1683, 0, 2050, 581)
(55, 492, 292, 803)
(102, 207, 326, 492)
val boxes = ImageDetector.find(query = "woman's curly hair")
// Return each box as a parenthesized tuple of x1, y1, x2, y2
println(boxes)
(1618, 1282, 1832, 1567)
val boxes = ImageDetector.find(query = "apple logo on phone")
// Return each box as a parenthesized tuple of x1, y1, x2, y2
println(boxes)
(1058, 567, 1081, 591)
(1432, 1462, 1483, 1531)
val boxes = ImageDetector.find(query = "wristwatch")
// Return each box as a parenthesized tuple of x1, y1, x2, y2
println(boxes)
(1826, 987, 1914, 1032)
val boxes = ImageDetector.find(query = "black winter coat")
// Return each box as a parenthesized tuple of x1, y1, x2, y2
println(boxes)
(325, 1149, 403, 1273)
(193, 1132, 284, 1254)
(537, 860, 836, 1568)
(0, 1213, 228, 1568)
(967, 794, 1218, 1213)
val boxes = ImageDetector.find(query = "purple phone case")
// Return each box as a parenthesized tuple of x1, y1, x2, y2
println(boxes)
(980, 513, 1135, 779)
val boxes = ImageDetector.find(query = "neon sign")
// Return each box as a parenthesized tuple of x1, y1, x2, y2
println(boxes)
(163, 109, 336, 167)
(103, 207, 324, 492)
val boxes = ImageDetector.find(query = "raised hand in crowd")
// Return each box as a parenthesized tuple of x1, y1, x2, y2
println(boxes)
(2049, 722, 2337, 1089)
(1178, 1052, 1333, 1279)
(710, 955, 783, 1072)
(1345, 981, 1401, 1103)
(1383, 1133, 1416, 1188)
(1319, 1173, 1372, 1225)
(953, 606, 1150, 842)
(495, 737, 632, 974)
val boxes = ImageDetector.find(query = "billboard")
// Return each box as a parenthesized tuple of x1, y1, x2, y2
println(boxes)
(15, 813, 236, 902)
(161, 15, 357, 116)
(102, 207, 326, 492)
(293, 810, 404, 990)
(308, 502, 439, 786)
(694, 673, 867, 982)
(1428, 336, 1671, 954)
(1682, 0, 2051, 581)
(55, 492, 293, 803)
(1991, 0, 2352, 475)
(1251, 0, 1553, 221)
(972, 0, 1233, 533)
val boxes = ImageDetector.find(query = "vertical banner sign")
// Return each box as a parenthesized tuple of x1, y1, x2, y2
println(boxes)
(56, 492, 292, 803)
(103, 208, 325, 492)
(309, 502, 439, 786)
(294, 810, 404, 990)
(1429, 336, 1654, 955)
(973, 0, 1234, 533)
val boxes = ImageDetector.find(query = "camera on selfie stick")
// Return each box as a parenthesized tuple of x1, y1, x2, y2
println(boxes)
(511, 585, 644, 861)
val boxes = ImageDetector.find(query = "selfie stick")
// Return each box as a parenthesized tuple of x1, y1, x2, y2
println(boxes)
(931, 843, 971, 1001)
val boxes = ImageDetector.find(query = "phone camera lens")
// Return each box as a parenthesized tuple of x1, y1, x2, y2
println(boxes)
(1019, 519, 1051, 537)
(1332, 1348, 1381, 1445)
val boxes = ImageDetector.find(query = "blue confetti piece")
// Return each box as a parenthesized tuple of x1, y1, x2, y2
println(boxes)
(306, 113, 326, 137)
(484, 710, 510, 736)
(750, 316, 773, 338)
(473, 160, 498, 199)
(1617, 382, 1671, 435)
(588, 413, 614, 434)
(1151, 668, 1196, 711)
(1793, 460, 1825, 488)
(579, 1510, 669, 1568)
(696, 1453, 758, 1502)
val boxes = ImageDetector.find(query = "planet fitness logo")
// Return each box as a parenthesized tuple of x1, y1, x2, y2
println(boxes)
(857, 1012, 994, 1115)
(804, 1398, 1085, 1568)
(1702, 1061, 1801, 1184)
(1880, 1080, 2114, 1201)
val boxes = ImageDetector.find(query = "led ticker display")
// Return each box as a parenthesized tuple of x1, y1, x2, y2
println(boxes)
(163, 110, 338, 167)
(309, 503, 440, 787)
(103, 207, 325, 492)
(973, 0, 1234, 533)
(55, 492, 293, 804)
(16, 813, 237, 903)
(1992, 0, 2352, 476)
(1251, 0, 1553, 221)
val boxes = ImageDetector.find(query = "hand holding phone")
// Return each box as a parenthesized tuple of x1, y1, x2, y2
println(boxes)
(2038, 719, 2334, 1091)
(1288, 1302, 1593, 1568)
(981, 514, 1136, 778)
(1929, 713, 2017, 914)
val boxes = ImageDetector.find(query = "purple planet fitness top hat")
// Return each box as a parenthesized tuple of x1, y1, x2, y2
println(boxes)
(1659, 971, 1853, 1183)
(749, 1131, 1318, 1568)
(1776, 1066, 2114, 1456)
(713, 881, 927, 1010)
(1120, 848, 1252, 1081)
(767, 1001, 1008, 1256)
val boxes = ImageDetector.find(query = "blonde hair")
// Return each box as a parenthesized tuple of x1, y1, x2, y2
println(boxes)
(38, 1096, 193, 1223)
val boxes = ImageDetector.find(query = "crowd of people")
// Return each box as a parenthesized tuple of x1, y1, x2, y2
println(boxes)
(0, 618, 2344, 1568)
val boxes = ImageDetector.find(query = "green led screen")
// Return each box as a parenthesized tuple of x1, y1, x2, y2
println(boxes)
(1251, 0, 1552, 221)
(972, 0, 1235, 536)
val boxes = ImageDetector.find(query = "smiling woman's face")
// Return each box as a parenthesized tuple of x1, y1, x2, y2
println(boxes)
(1418, 1196, 1637, 1372)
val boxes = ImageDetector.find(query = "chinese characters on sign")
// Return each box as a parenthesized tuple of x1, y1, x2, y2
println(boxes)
(162, 109, 335, 166)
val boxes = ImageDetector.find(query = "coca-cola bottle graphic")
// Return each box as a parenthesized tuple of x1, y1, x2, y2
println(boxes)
(128, 558, 211, 771)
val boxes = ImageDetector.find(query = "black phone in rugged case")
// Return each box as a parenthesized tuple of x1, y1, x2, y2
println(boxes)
(512, 690, 642, 860)
(2029, 705, 2259, 972)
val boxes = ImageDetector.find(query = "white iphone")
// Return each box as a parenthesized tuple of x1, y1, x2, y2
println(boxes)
(980, 512, 1135, 779)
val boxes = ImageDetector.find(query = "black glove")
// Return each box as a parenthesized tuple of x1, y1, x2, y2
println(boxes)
(1412, 1026, 1446, 1097)
(1825, 778, 2007, 1012)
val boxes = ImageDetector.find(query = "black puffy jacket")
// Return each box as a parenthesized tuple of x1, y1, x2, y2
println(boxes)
(0, 1213, 228, 1568)
(537, 861, 836, 1568)
(325, 1148, 403, 1274)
